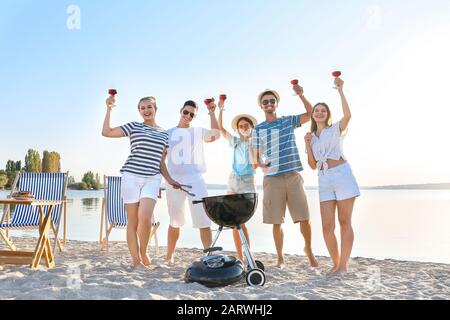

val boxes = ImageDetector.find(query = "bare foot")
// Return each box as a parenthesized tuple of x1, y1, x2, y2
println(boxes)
(131, 258, 141, 268)
(276, 259, 286, 269)
(304, 247, 319, 267)
(330, 265, 339, 273)
(334, 265, 348, 273)
(141, 254, 152, 266)
(164, 256, 175, 265)
(131, 261, 149, 271)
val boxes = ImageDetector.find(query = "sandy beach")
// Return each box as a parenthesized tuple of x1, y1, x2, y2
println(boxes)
(0, 237, 448, 300)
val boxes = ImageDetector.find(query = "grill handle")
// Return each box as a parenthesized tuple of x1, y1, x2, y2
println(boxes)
(203, 246, 223, 254)
(192, 200, 205, 205)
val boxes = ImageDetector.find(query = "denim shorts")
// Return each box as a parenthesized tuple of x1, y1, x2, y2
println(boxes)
(318, 162, 360, 202)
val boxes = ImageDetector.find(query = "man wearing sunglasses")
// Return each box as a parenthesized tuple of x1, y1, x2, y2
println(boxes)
(164, 100, 220, 264)
(252, 85, 318, 269)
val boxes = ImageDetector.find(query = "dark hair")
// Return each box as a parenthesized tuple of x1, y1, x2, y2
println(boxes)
(183, 100, 198, 109)
(236, 117, 255, 141)
(237, 117, 255, 128)
(259, 91, 278, 103)
(138, 96, 157, 111)
(310, 102, 332, 133)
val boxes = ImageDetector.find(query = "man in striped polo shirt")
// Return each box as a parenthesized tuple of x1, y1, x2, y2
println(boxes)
(252, 85, 318, 269)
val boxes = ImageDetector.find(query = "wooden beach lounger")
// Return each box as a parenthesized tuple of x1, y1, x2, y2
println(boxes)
(0, 172, 69, 254)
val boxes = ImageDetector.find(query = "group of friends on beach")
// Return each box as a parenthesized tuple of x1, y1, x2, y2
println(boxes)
(101, 75, 360, 274)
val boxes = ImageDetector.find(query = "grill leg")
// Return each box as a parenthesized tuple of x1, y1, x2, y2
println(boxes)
(237, 225, 256, 269)
(206, 226, 223, 256)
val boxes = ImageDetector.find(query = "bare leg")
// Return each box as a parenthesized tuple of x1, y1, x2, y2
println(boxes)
(300, 220, 319, 267)
(233, 224, 250, 261)
(125, 203, 141, 267)
(336, 197, 356, 273)
(137, 198, 156, 266)
(320, 200, 340, 271)
(166, 225, 180, 264)
(273, 224, 285, 268)
(200, 227, 212, 249)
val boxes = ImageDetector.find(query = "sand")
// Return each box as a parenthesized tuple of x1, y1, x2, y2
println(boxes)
(0, 237, 448, 300)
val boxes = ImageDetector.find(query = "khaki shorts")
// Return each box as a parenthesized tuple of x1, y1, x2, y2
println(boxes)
(263, 171, 310, 224)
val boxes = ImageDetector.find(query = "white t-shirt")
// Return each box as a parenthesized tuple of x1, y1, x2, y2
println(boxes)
(167, 127, 208, 176)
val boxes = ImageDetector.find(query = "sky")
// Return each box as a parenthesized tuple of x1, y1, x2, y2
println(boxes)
(1, 0, 450, 187)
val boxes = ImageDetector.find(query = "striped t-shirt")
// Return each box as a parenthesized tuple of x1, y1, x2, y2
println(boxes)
(120, 122, 169, 177)
(252, 115, 303, 176)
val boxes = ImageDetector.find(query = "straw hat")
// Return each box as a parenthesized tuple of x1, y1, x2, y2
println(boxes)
(257, 89, 281, 105)
(231, 114, 258, 133)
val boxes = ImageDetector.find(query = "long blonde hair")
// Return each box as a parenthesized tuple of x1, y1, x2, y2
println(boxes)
(310, 102, 332, 133)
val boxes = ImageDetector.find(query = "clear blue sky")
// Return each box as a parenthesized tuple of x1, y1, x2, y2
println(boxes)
(1, 0, 450, 186)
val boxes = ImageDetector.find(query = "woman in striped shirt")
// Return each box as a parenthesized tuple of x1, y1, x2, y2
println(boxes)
(102, 95, 180, 270)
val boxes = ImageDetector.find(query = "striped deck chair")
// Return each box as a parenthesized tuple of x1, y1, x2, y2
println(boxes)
(99, 176, 160, 254)
(0, 172, 68, 253)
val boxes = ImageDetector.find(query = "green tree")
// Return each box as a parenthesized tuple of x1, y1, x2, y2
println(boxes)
(6, 160, 15, 172)
(24, 149, 42, 172)
(81, 172, 101, 190)
(42, 151, 50, 172)
(5, 171, 18, 189)
(82, 171, 95, 189)
(5, 160, 21, 189)
(94, 173, 101, 190)
(42, 151, 61, 173)
(15, 161, 21, 171)
(0, 171, 7, 189)
(68, 176, 76, 186)
(78, 182, 88, 190)
(51, 152, 61, 172)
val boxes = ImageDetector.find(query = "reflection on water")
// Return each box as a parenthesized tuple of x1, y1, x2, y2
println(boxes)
(0, 198, 101, 214)
(81, 198, 100, 212)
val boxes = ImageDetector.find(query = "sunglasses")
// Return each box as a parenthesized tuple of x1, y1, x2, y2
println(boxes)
(182, 110, 195, 118)
(238, 123, 251, 130)
(262, 99, 277, 106)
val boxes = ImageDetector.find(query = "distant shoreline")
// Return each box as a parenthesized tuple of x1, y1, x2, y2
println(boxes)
(364, 183, 450, 190)
(203, 184, 450, 191)
(2, 183, 450, 192)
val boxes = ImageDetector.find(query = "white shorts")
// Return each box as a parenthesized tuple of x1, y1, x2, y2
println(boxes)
(318, 162, 360, 202)
(227, 172, 256, 194)
(121, 172, 162, 204)
(166, 174, 211, 229)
